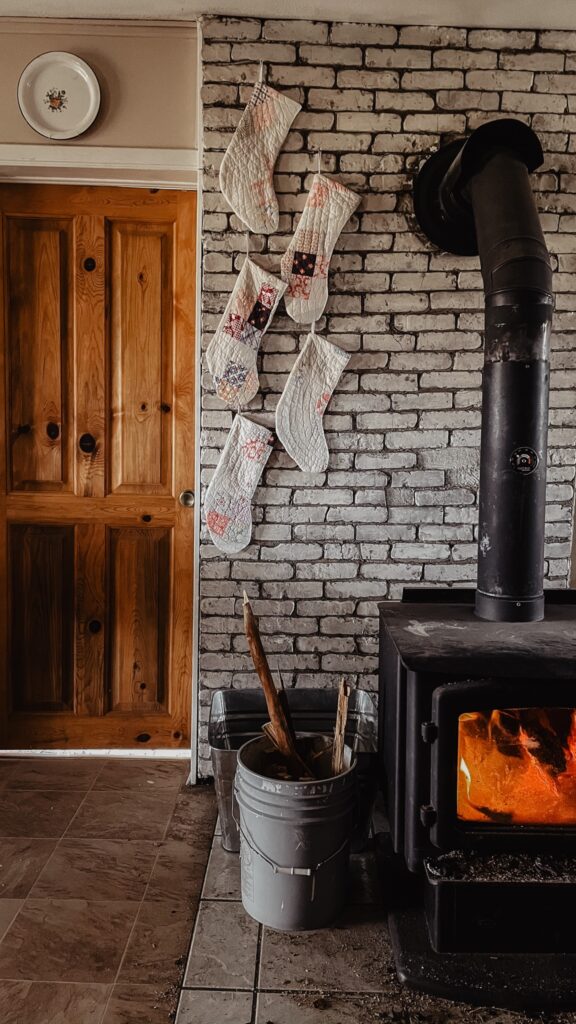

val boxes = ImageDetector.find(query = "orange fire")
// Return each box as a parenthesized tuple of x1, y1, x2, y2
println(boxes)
(457, 708, 576, 825)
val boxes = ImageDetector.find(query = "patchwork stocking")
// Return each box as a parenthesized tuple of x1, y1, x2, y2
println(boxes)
(219, 81, 301, 234)
(205, 415, 273, 553)
(275, 332, 350, 473)
(280, 174, 360, 324)
(206, 257, 286, 408)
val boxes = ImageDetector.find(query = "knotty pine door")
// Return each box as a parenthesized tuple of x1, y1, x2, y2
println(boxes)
(0, 185, 196, 749)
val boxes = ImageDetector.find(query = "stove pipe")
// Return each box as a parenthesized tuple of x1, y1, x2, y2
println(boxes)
(413, 119, 554, 623)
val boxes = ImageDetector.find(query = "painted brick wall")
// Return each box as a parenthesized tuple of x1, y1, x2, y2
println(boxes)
(198, 18, 576, 774)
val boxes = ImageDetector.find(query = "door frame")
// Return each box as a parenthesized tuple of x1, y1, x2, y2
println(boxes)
(0, 170, 203, 784)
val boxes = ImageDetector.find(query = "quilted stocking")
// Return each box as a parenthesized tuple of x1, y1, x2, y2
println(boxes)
(280, 174, 360, 324)
(206, 257, 286, 408)
(219, 81, 301, 234)
(205, 415, 273, 553)
(275, 332, 350, 472)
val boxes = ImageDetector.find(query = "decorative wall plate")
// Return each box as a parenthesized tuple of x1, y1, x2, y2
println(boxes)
(17, 51, 101, 140)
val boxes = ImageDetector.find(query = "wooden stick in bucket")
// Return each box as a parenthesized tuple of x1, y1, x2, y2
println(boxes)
(242, 591, 314, 778)
(332, 678, 351, 776)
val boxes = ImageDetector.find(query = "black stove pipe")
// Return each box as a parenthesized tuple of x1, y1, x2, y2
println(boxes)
(413, 120, 553, 622)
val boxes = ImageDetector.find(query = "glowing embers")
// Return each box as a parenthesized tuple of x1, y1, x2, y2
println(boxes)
(457, 708, 576, 826)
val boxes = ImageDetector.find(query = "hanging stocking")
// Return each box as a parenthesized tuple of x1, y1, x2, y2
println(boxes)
(280, 174, 360, 324)
(275, 331, 350, 473)
(206, 257, 286, 408)
(219, 80, 301, 234)
(205, 414, 273, 553)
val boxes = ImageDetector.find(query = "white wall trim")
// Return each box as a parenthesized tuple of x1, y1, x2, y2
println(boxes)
(189, 20, 204, 787)
(0, 144, 199, 188)
(0, 749, 191, 758)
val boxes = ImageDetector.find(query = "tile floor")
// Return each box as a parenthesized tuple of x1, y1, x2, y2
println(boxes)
(177, 828, 576, 1024)
(0, 756, 216, 1024)
(3, 758, 575, 1024)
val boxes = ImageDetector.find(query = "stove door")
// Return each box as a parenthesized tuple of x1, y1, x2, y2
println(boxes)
(429, 678, 576, 851)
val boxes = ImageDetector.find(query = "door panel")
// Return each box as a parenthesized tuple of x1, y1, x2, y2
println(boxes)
(9, 524, 74, 713)
(0, 185, 196, 749)
(7, 218, 72, 492)
(108, 526, 171, 714)
(109, 221, 174, 495)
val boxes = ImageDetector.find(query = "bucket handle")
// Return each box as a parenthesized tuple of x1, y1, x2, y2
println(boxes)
(232, 790, 350, 890)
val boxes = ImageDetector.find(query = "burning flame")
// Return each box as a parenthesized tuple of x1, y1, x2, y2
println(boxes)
(457, 708, 576, 825)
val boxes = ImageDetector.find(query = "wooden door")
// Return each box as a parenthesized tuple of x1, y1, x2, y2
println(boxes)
(0, 185, 196, 749)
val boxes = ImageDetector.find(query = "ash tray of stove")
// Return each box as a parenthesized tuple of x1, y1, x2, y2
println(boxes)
(424, 850, 576, 954)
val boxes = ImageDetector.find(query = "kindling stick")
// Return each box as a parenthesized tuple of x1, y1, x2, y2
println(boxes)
(243, 591, 314, 778)
(332, 678, 351, 776)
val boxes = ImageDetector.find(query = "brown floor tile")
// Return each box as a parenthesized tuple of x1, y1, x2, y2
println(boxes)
(94, 759, 189, 792)
(255, 992, 405, 1023)
(0, 791, 85, 838)
(0, 838, 56, 897)
(177, 989, 252, 1024)
(30, 839, 158, 901)
(201, 844, 241, 900)
(102, 982, 179, 1024)
(0, 898, 138, 983)
(0, 900, 23, 941)
(258, 906, 393, 993)
(118, 899, 196, 987)
(66, 790, 176, 841)
(146, 839, 210, 902)
(0, 980, 110, 1024)
(6, 758, 104, 791)
(165, 788, 217, 845)
(183, 900, 258, 990)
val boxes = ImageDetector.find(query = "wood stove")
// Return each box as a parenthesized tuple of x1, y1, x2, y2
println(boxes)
(376, 118, 576, 1010)
(379, 589, 576, 1009)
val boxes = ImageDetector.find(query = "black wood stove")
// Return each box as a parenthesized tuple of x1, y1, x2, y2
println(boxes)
(378, 120, 576, 1010)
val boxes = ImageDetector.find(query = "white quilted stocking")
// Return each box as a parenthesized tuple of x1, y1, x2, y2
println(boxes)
(219, 81, 301, 234)
(206, 257, 286, 408)
(275, 332, 350, 473)
(280, 174, 360, 324)
(205, 415, 273, 553)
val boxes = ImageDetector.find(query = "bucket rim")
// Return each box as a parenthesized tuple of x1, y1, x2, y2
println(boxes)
(236, 734, 357, 787)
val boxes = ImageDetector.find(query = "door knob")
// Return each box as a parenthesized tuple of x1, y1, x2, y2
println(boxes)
(179, 490, 195, 508)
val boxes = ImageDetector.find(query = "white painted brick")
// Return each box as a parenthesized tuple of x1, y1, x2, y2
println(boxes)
(434, 49, 496, 69)
(263, 20, 328, 42)
(300, 44, 363, 65)
(202, 18, 261, 40)
(336, 112, 402, 132)
(331, 23, 397, 45)
(539, 31, 576, 51)
(399, 26, 467, 47)
(367, 48, 431, 69)
(466, 70, 534, 90)
(468, 29, 536, 49)
(402, 70, 463, 89)
(231, 42, 297, 62)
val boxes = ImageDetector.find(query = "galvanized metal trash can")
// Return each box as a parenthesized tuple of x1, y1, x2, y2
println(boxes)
(209, 687, 377, 853)
(235, 735, 357, 930)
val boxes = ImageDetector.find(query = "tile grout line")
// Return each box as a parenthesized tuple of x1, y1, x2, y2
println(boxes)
(250, 923, 263, 1024)
(94, 783, 184, 1024)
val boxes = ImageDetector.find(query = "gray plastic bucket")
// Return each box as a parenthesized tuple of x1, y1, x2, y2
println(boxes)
(209, 688, 377, 853)
(234, 736, 357, 931)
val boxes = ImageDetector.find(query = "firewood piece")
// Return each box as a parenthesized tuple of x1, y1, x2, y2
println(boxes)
(332, 678, 351, 776)
(243, 591, 314, 779)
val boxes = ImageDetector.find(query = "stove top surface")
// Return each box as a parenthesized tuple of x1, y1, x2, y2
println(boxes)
(379, 589, 576, 677)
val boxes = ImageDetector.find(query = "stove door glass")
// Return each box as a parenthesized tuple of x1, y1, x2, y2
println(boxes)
(457, 707, 576, 825)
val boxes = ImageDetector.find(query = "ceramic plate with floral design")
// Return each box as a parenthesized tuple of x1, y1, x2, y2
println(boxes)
(17, 51, 100, 140)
